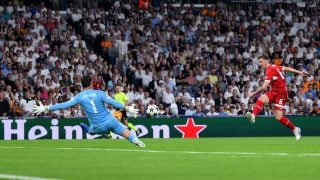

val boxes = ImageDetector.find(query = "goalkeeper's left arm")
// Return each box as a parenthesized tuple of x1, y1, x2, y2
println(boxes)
(33, 97, 79, 115)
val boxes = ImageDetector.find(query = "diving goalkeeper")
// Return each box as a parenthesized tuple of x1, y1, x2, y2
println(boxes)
(33, 76, 145, 147)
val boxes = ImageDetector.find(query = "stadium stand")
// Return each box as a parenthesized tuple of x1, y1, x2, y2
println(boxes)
(0, 0, 319, 118)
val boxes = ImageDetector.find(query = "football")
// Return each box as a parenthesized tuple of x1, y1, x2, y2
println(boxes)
(146, 104, 159, 117)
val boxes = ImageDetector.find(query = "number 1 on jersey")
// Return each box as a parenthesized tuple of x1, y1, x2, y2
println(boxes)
(90, 99, 98, 113)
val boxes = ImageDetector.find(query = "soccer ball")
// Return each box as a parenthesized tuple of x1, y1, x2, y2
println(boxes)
(146, 104, 159, 117)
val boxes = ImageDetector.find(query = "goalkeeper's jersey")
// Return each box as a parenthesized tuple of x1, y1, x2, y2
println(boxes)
(49, 90, 125, 128)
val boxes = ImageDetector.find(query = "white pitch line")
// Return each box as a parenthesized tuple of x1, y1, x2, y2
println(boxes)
(301, 153, 320, 156)
(1, 146, 320, 157)
(0, 174, 58, 180)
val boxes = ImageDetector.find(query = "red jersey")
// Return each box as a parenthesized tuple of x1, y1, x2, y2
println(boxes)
(265, 64, 287, 93)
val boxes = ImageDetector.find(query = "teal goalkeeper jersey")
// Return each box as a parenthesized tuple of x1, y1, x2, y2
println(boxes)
(49, 90, 125, 127)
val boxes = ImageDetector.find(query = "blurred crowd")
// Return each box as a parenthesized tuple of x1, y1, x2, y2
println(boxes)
(0, 0, 319, 118)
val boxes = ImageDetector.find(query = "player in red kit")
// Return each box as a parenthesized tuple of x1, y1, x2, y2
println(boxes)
(246, 54, 309, 140)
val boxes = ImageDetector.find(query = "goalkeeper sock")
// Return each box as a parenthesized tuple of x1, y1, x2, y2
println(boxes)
(253, 100, 264, 116)
(128, 132, 137, 143)
(128, 122, 138, 131)
(279, 116, 295, 130)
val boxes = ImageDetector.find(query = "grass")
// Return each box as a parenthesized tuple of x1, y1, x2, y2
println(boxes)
(1, 137, 320, 180)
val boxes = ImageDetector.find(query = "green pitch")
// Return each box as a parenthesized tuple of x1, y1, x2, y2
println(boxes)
(1, 137, 320, 180)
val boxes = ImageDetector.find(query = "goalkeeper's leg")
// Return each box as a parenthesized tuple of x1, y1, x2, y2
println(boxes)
(113, 118, 145, 147)
(80, 123, 93, 134)
(81, 123, 112, 139)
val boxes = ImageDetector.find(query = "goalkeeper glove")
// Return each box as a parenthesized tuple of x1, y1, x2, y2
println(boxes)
(125, 104, 139, 118)
(33, 102, 49, 115)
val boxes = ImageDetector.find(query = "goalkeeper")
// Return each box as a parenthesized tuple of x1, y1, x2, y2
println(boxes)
(113, 85, 140, 135)
(33, 76, 145, 147)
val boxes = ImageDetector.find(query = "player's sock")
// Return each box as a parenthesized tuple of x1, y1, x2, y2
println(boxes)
(279, 116, 295, 130)
(128, 132, 137, 142)
(128, 132, 145, 147)
(252, 100, 264, 116)
(128, 122, 138, 131)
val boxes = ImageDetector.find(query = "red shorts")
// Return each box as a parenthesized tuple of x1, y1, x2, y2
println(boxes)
(265, 91, 288, 111)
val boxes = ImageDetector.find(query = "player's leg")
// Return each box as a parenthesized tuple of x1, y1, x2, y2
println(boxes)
(274, 98, 301, 140)
(123, 119, 140, 135)
(121, 109, 139, 132)
(80, 123, 111, 139)
(121, 129, 145, 147)
(127, 122, 138, 131)
(113, 118, 145, 147)
(80, 123, 89, 133)
(246, 93, 270, 123)
(80, 123, 98, 135)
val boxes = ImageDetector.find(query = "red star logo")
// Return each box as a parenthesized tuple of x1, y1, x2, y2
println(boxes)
(174, 118, 207, 138)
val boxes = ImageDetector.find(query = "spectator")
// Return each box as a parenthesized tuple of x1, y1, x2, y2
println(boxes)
(157, 104, 165, 116)
(177, 96, 189, 115)
(185, 102, 196, 116)
(229, 105, 238, 116)
(0, 92, 10, 116)
(147, 75, 159, 99)
(192, 106, 206, 117)
(133, 63, 144, 88)
(19, 91, 37, 116)
(310, 104, 320, 116)
(138, 104, 147, 117)
(155, 80, 165, 104)
(107, 40, 119, 67)
(207, 105, 219, 116)
(217, 106, 229, 117)
(261, 104, 273, 116)
(215, 92, 226, 108)
(134, 86, 145, 102)
(9, 98, 24, 117)
(177, 86, 192, 102)
(141, 91, 152, 106)
(185, 70, 197, 96)
(237, 103, 248, 116)
(175, 70, 187, 88)
(304, 84, 317, 99)
(162, 86, 177, 110)
(229, 89, 240, 105)
(142, 68, 153, 88)
(162, 107, 172, 118)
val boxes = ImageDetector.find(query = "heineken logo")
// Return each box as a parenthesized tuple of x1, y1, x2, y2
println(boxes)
(0, 118, 207, 140)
